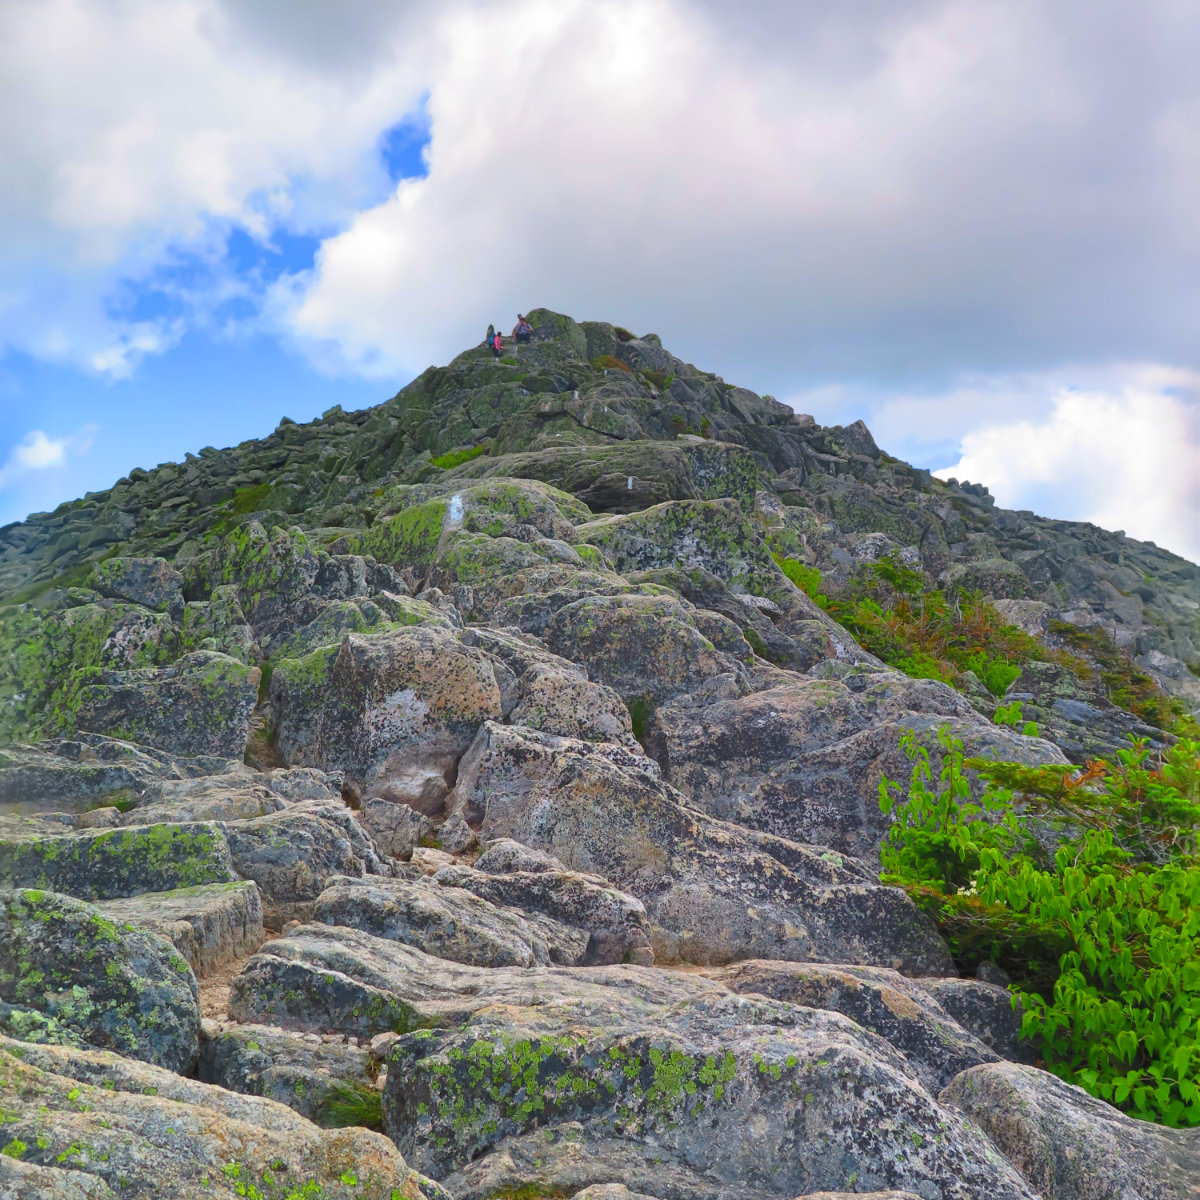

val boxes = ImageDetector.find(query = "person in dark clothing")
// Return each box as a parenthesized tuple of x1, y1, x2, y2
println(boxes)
(485, 323, 495, 347)
(513, 314, 533, 343)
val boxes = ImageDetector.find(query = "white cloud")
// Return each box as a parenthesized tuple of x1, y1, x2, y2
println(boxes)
(933, 366, 1200, 562)
(281, 0, 1200, 387)
(0, 425, 98, 491)
(0, 0, 432, 375)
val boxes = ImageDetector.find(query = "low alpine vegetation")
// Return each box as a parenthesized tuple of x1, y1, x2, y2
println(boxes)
(775, 552, 1051, 697)
(879, 727, 1200, 1127)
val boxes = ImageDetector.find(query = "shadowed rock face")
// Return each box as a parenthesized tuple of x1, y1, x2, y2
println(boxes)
(1, 311, 1197, 1200)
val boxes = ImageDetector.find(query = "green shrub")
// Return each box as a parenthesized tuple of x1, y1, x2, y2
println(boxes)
(879, 727, 1200, 1127)
(774, 555, 828, 608)
(317, 1080, 383, 1131)
(993, 699, 1039, 737)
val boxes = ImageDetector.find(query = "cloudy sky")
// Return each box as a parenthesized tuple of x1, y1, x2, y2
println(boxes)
(2, 0, 1199, 560)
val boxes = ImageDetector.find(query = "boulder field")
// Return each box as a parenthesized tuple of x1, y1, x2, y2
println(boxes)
(1, 311, 1197, 1198)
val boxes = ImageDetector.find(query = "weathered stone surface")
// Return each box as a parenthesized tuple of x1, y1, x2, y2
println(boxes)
(655, 669, 1068, 859)
(385, 993, 1038, 1199)
(434, 856, 654, 966)
(72, 651, 259, 760)
(228, 924, 722, 1037)
(510, 660, 640, 748)
(0, 1036, 436, 1199)
(705, 960, 1000, 1092)
(360, 797, 433, 860)
(95, 881, 263, 979)
(0, 889, 199, 1072)
(450, 722, 953, 972)
(314, 875, 550, 967)
(919, 977, 1035, 1065)
(0, 819, 235, 900)
(0, 736, 180, 814)
(0, 1155, 119, 1199)
(942, 1061, 1200, 1200)
(92, 557, 183, 614)
(221, 802, 390, 925)
(198, 1020, 373, 1123)
(272, 625, 503, 804)
(543, 593, 746, 704)
(118, 774, 288, 824)
(577, 498, 801, 612)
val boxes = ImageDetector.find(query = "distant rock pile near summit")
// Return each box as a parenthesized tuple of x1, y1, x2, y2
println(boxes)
(1, 310, 1197, 1199)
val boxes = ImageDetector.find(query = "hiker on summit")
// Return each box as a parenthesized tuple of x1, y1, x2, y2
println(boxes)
(513, 314, 533, 343)
(490, 329, 503, 358)
(485, 323, 495, 347)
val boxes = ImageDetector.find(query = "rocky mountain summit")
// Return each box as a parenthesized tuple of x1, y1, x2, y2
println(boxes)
(0, 310, 1197, 1199)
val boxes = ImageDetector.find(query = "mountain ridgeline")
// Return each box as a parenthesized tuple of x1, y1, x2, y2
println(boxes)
(0, 309, 1198, 1199)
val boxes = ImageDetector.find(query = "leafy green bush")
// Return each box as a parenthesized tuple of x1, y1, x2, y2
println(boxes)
(775, 555, 829, 608)
(879, 727, 1200, 1126)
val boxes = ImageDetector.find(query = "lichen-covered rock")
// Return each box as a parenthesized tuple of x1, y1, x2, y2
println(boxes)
(509, 660, 640, 748)
(543, 593, 746, 704)
(272, 625, 503, 804)
(313, 875, 550, 967)
(384, 993, 1038, 1199)
(95, 881, 263, 979)
(942, 1061, 1200, 1200)
(0, 889, 199, 1072)
(0, 736, 176, 814)
(450, 722, 953, 972)
(705, 960, 1000, 1092)
(0, 1155, 119, 1199)
(360, 797, 433, 860)
(0, 1036, 436, 1199)
(221, 803, 390, 925)
(433, 858, 654, 966)
(918, 976, 1035, 1065)
(198, 1020, 374, 1123)
(118, 773, 289, 824)
(92, 557, 183, 615)
(0, 819, 235, 900)
(228, 924, 722, 1037)
(656, 670, 1067, 859)
(71, 651, 259, 760)
(577, 498, 801, 613)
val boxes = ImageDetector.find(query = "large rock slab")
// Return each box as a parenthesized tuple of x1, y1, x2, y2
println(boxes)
(449, 722, 953, 973)
(656, 670, 1068, 859)
(0, 819, 235, 900)
(272, 625, 503, 804)
(435, 846, 654, 966)
(314, 874, 549, 967)
(0, 889, 199, 1072)
(95, 881, 263, 979)
(705, 960, 1001, 1092)
(384, 992, 1038, 1199)
(0, 1036, 437, 1200)
(72, 650, 259, 760)
(228, 924, 723, 1037)
(221, 801, 390, 925)
(942, 1061, 1200, 1200)
(198, 1019, 374, 1124)
(543, 592, 748, 703)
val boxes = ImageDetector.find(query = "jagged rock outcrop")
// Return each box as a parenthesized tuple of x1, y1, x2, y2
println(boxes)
(1, 309, 1197, 1200)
